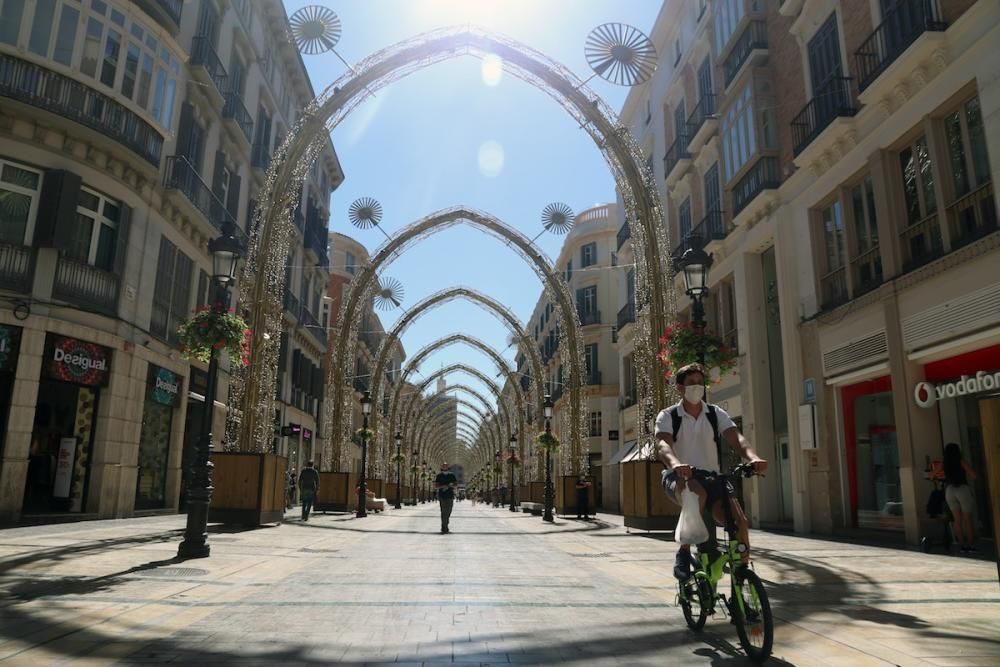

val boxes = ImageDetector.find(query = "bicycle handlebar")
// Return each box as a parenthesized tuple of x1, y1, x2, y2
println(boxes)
(669, 462, 758, 482)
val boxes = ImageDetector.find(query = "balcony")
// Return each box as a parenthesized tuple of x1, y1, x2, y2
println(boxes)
(663, 134, 691, 185)
(691, 209, 731, 247)
(251, 142, 271, 172)
(946, 181, 997, 250)
(190, 36, 228, 99)
(685, 94, 718, 153)
(851, 246, 883, 298)
(585, 370, 603, 386)
(723, 20, 768, 88)
(819, 266, 848, 311)
(283, 288, 300, 321)
(620, 393, 637, 410)
(0, 243, 35, 293)
(163, 156, 241, 236)
(52, 253, 118, 315)
(791, 77, 858, 156)
(305, 229, 329, 268)
(855, 0, 947, 93)
(0, 54, 163, 166)
(616, 222, 631, 250)
(672, 232, 701, 263)
(732, 156, 780, 218)
(300, 307, 328, 348)
(617, 301, 636, 331)
(223, 93, 254, 145)
(134, 0, 183, 32)
(899, 212, 943, 273)
(578, 309, 601, 326)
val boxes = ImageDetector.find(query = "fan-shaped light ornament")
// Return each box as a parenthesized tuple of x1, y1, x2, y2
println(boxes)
(348, 197, 383, 229)
(373, 276, 405, 311)
(541, 202, 576, 235)
(289, 5, 342, 55)
(585, 23, 657, 86)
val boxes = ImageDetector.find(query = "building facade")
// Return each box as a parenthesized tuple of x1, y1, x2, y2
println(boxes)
(521, 203, 621, 509)
(617, 0, 999, 546)
(0, 0, 341, 521)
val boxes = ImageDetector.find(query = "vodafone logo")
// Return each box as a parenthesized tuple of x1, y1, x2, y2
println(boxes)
(914, 382, 936, 408)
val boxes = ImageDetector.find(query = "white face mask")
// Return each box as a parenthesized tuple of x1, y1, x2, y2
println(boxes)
(683, 385, 705, 404)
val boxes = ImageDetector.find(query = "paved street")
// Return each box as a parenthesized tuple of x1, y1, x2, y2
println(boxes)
(0, 504, 997, 666)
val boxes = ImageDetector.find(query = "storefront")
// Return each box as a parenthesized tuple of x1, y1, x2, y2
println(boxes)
(841, 376, 902, 531)
(135, 365, 182, 510)
(24, 334, 111, 514)
(0, 325, 22, 460)
(913, 344, 1000, 543)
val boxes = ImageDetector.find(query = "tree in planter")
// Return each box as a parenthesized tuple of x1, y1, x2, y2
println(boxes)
(657, 321, 737, 383)
(178, 304, 251, 367)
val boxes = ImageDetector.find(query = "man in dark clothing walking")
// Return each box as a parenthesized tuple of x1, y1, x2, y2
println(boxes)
(435, 462, 458, 533)
(298, 461, 320, 521)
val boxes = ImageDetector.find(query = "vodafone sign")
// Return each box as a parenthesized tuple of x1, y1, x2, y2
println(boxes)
(914, 370, 1000, 408)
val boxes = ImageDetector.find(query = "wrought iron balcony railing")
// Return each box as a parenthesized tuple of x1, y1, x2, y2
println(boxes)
(223, 93, 254, 144)
(299, 307, 327, 348)
(134, 0, 183, 30)
(617, 301, 635, 330)
(663, 133, 691, 179)
(190, 36, 228, 97)
(578, 309, 601, 326)
(283, 288, 300, 319)
(723, 20, 768, 87)
(899, 211, 943, 273)
(616, 221, 631, 249)
(163, 156, 238, 234)
(52, 253, 118, 315)
(856, 0, 947, 93)
(0, 243, 35, 293)
(791, 77, 858, 156)
(851, 246, 883, 297)
(946, 181, 997, 250)
(732, 156, 780, 217)
(686, 94, 718, 139)
(691, 209, 730, 244)
(819, 266, 848, 311)
(0, 54, 163, 165)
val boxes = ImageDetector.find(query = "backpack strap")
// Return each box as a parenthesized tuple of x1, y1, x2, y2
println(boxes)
(670, 405, 682, 441)
(706, 404, 719, 441)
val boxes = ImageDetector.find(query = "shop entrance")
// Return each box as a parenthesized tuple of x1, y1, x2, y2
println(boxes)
(977, 395, 999, 576)
(24, 381, 99, 513)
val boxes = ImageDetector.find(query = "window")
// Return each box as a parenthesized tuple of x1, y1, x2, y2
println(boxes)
(704, 163, 721, 213)
(674, 38, 682, 65)
(52, 3, 79, 66)
(818, 199, 847, 306)
(581, 242, 597, 268)
(721, 83, 757, 182)
(943, 95, 996, 245)
(584, 343, 598, 380)
(577, 286, 597, 317)
(717, 280, 738, 351)
(71, 187, 119, 271)
(345, 251, 356, 274)
(0, 159, 42, 246)
(28, 0, 55, 56)
(850, 176, 882, 290)
(715, 0, 750, 56)
(589, 411, 602, 437)
(679, 198, 692, 240)
(0, 0, 24, 45)
(151, 237, 193, 344)
(899, 136, 937, 225)
(565, 259, 572, 282)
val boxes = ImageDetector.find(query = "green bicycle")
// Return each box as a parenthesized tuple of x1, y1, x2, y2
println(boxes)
(674, 463, 774, 663)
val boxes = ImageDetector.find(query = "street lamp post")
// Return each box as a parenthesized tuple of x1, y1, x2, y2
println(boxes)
(357, 391, 372, 518)
(422, 459, 428, 503)
(542, 394, 555, 523)
(394, 431, 403, 510)
(178, 222, 243, 559)
(411, 448, 418, 505)
(676, 246, 714, 341)
(509, 434, 517, 512)
(494, 450, 501, 507)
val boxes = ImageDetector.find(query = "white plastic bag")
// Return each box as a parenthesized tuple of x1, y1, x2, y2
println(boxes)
(675, 488, 709, 544)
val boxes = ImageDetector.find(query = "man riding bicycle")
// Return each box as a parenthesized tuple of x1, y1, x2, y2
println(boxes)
(655, 363, 767, 581)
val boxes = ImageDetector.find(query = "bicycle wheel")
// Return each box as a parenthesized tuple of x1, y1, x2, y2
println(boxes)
(679, 577, 708, 631)
(732, 568, 773, 663)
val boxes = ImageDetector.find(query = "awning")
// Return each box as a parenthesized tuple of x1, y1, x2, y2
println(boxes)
(608, 440, 637, 465)
(621, 441, 656, 463)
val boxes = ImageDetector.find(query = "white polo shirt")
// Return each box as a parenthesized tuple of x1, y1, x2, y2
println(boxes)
(654, 401, 737, 474)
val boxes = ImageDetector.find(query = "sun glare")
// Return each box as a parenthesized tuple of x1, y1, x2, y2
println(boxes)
(481, 54, 503, 86)
(418, 0, 524, 28)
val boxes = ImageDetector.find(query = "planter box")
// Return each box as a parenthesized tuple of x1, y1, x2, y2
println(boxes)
(208, 452, 287, 526)
(555, 475, 596, 516)
(622, 460, 679, 532)
(315, 472, 354, 512)
(518, 485, 529, 505)
(529, 481, 545, 503)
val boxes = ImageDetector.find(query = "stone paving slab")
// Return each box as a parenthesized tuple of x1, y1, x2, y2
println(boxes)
(0, 505, 997, 665)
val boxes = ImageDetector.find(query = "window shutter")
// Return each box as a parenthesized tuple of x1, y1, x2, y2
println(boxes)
(197, 269, 208, 307)
(176, 102, 195, 161)
(33, 170, 82, 248)
(291, 349, 301, 385)
(212, 150, 226, 201)
(575, 288, 585, 319)
(113, 202, 131, 275)
(226, 169, 241, 222)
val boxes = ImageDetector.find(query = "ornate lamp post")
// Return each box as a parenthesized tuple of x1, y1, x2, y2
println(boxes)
(542, 394, 555, 523)
(394, 431, 403, 509)
(357, 391, 372, 518)
(178, 223, 243, 559)
(509, 433, 518, 512)
(411, 448, 418, 505)
(493, 450, 501, 507)
(422, 459, 428, 503)
(676, 246, 713, 336)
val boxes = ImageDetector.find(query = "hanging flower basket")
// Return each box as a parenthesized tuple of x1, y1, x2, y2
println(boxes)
(504, 451, 522, 467)
(389, 453, 406, 464)
(657, 322, 738, 383)
(535, 431, 560, 452)
(351, 428, 374, 446)
(177, 303, 251, 367)
(410, 464, 420, 473)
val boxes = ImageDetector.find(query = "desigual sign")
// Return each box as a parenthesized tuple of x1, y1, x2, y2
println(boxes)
(914, 370, 1000, 408)
(149, 366, 181, 406)
(45, 335, 111, 387)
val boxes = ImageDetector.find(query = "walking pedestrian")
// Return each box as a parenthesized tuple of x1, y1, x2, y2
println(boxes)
(286, 468, 297, 510)
(943, 442, 978, 552)
(575, 476, 592, 519)
(435, 462, 458, 533)
(298, 461, 320, 521)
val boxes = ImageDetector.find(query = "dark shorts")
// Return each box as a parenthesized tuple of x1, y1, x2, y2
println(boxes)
(661, 470, 734, 511)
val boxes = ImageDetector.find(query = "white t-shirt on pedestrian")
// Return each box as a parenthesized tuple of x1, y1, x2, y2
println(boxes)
(654, 401, 737, 474)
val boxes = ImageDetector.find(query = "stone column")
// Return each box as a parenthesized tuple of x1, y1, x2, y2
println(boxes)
(0, 320, 44, 521)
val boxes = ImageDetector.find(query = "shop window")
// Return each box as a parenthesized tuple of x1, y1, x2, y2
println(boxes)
(151, 237, 193, 345)
(0, 0, 25, 45)
(0, 159, 42, 246)
(70, 187, 119, 271)
(850, 390, 902, 530)
(589, 411, 602, 437)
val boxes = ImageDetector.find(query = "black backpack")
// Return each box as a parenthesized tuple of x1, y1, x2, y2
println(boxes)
(669, 403, 722, 468)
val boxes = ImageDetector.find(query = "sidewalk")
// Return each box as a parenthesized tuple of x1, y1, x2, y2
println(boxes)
(0, 504, 997, 665)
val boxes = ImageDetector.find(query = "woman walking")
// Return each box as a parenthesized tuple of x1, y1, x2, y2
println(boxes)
(943, 443, 977, 553)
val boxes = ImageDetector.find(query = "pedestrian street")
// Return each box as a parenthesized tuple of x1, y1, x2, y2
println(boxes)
(0, 504, 997, 666)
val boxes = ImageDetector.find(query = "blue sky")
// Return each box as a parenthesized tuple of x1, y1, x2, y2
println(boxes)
(284, 0, 661, 432)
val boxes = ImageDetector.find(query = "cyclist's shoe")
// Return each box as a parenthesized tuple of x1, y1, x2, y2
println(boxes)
(673, 549, 693, 581)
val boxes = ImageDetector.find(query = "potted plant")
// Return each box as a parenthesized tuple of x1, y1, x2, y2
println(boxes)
(178, 303, 251, 367)
(657, 322, 737, 383)
(351, 428, 374, 446)
(535, 431, 560, 452)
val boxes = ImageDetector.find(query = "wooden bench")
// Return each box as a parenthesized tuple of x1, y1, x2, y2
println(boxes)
(520, 502, 543, 515)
